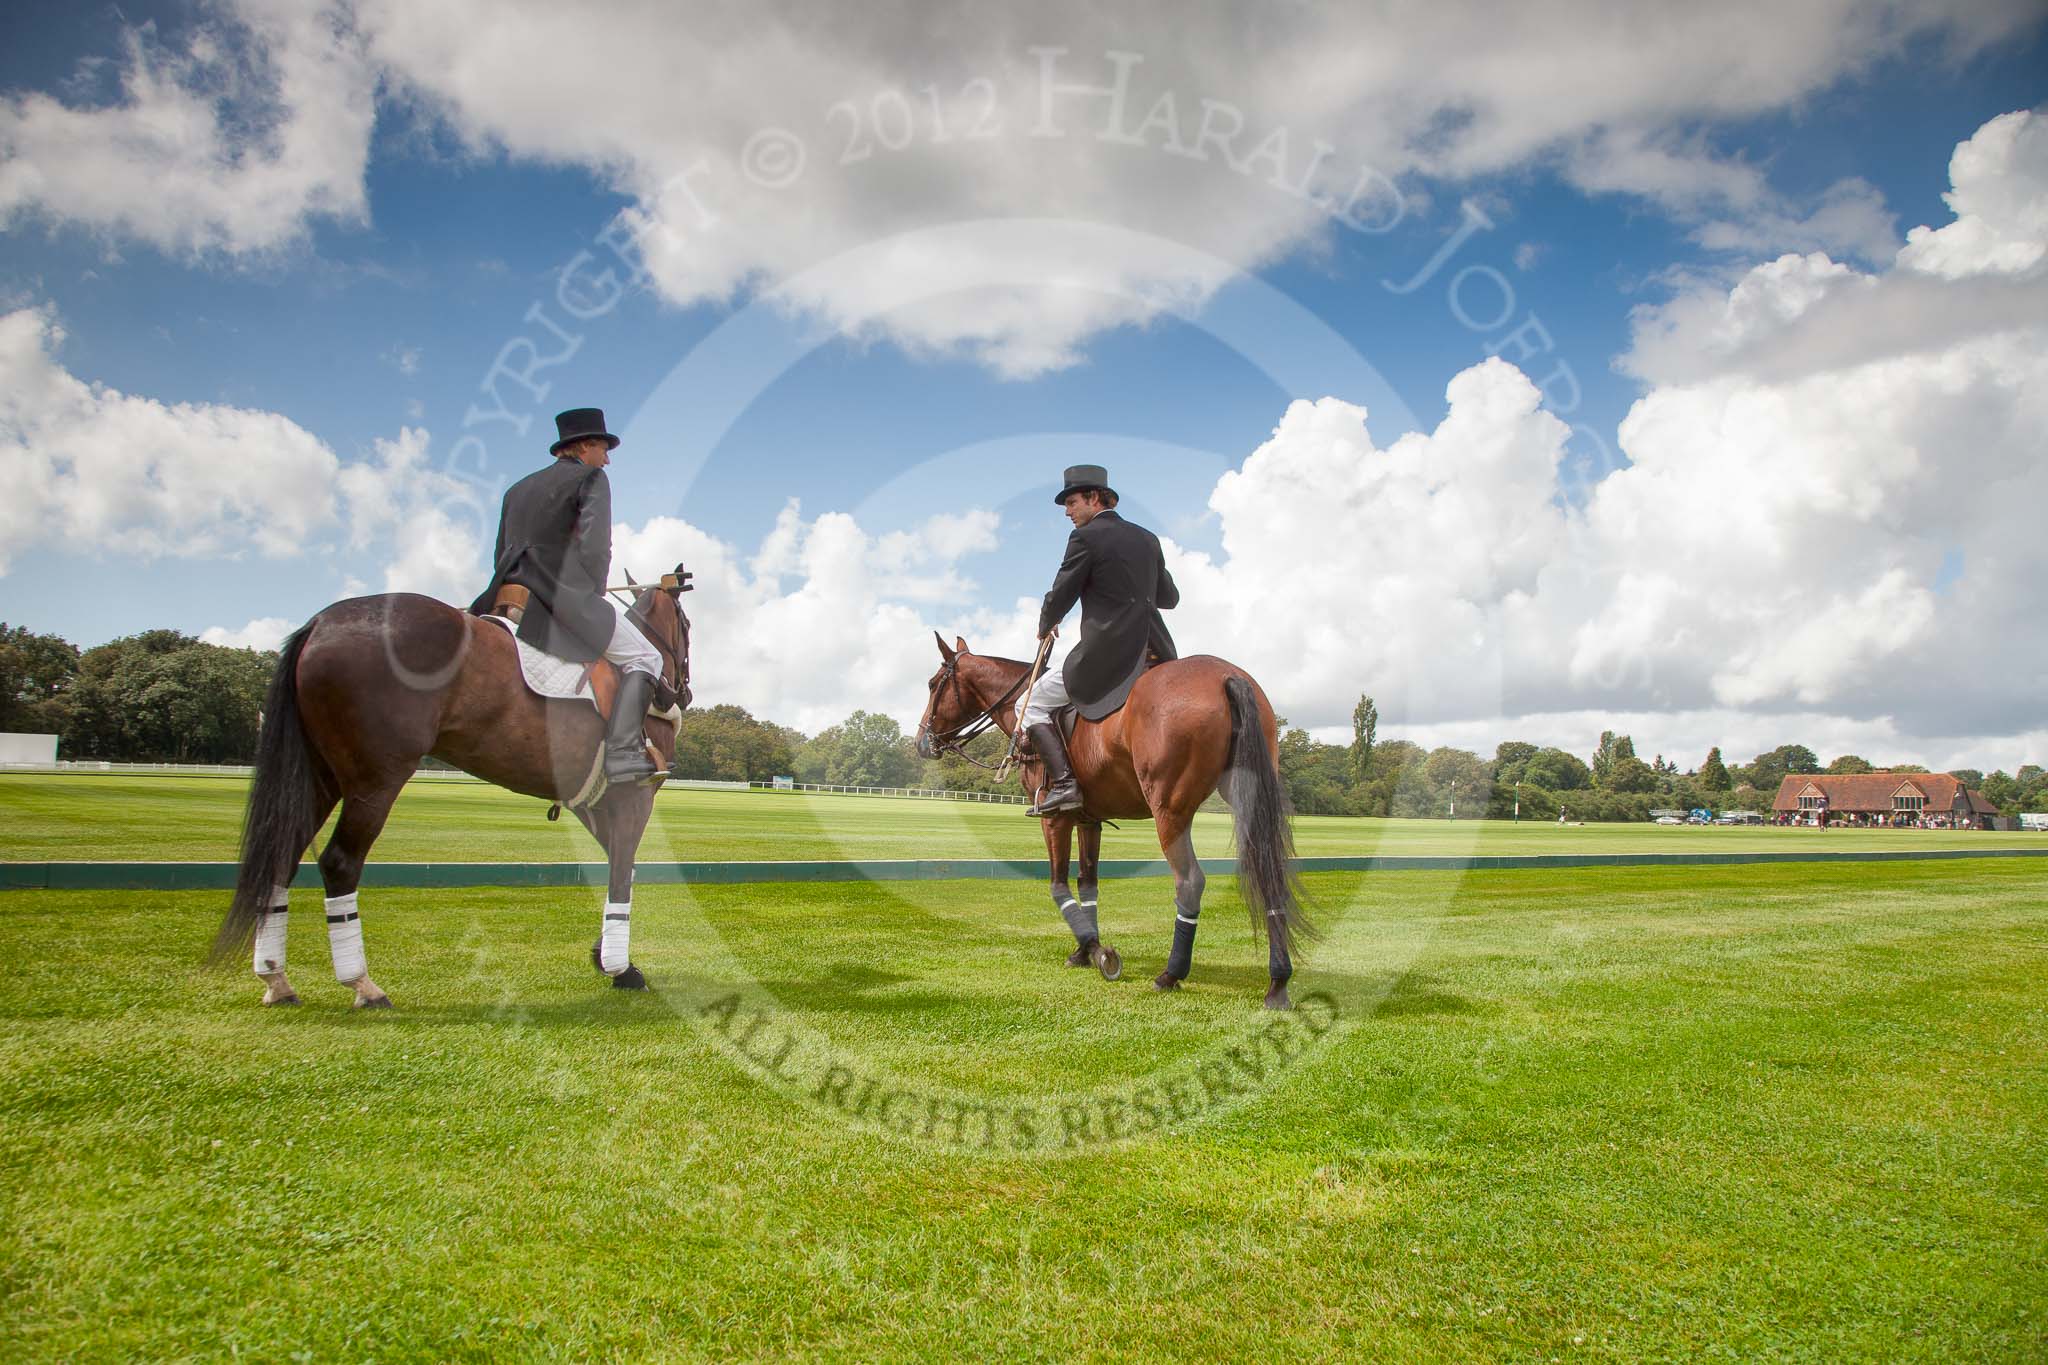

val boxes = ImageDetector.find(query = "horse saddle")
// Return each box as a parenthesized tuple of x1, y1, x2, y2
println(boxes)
(485, 586, 633, 727)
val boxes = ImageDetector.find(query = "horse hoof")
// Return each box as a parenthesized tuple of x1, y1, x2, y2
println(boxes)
(262, 992, 301, 1007)
(1152, 971, 1182, 992)
(354, 993, 393, 1010)
(1264, 985, 1294, 1011)
(1065, 945, 1092, 968)
(1092, 943, 1123, 982)
(610, 965, 649, 991)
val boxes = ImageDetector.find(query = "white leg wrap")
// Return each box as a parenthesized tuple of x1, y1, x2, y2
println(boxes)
(253, 884, 290, 976)
(325, 892, 366, 983)
(600, 900, 632, 975)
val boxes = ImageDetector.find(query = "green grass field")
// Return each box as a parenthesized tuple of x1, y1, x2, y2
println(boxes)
(3, 773, 2040, 863)
(1, 856, 2043, 1358)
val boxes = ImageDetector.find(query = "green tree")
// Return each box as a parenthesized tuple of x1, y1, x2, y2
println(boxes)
(919, 728, 1012, 795)
(1827, 754, 1875, 775)
(671, 704, 796, 782)
(1349, 694, 1377, 786)
(1523, 747, 1590, 792)
(801, 711, 920, 789)
(0, 623, 80, 742)
(1422, 747, 1490, 817)
(63, 631, 271, 762)
(1748, 743, 1820, 794)
(1357, 739, 1428, 817)
(1279, 723, 1353, 815)
(1980, 770, 2021, 812)
(1493, 740, 1538, 787)
(1607, 755, 1658, 794)
(1947, 767, 1984, 788)
(1591, 731, 1636, 787)
(1698, 746, 1732, 790)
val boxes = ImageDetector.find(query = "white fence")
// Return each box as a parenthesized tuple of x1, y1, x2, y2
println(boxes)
(749, 780, 1025, 804)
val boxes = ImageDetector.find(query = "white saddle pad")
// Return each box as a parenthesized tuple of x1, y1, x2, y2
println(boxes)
(482, 615, 599, 704)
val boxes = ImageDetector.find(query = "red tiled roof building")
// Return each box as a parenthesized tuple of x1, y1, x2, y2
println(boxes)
(1770, 772, 1998, 828)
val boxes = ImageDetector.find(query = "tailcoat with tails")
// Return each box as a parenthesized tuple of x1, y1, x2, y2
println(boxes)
(1038, 509, 1179, 713)
(468, 457, 617, 663)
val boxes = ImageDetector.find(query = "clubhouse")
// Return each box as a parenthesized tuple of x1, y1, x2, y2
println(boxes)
(1770, 772, 1999, 830)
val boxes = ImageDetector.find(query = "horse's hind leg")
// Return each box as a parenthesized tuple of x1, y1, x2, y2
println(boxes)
(1151, 814, 1205, 992)
(315, 783, 403, 1009)
(255, 791, 338, 1006)
(588, 789, 652, 990)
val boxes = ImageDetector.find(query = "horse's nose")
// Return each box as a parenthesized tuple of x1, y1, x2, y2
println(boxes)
(915, 730, 933, 759)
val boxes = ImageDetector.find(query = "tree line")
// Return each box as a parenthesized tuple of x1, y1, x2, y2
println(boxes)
(1272, 699, 2048, 821)
(6, 625, 2044, 818)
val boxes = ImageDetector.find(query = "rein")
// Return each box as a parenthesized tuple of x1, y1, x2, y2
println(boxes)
(610, 588, 688, 702)
(922, 658, 1030, 769)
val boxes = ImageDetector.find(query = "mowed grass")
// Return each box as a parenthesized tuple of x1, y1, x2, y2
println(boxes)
(0, 859, 2042, 1359)
(4, 773, 2041, 863)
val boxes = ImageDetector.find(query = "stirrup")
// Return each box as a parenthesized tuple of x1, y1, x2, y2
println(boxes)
(1026, 783, 1083, 817)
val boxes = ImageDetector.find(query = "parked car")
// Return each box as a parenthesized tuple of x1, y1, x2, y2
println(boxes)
(1653, 814, 1683, 825)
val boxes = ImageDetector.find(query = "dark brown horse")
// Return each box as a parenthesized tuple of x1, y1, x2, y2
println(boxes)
(210, 577, 690, 1007)
(916, 636, 1310, 1009)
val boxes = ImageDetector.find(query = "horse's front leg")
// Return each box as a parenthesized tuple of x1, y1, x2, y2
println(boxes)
(1042, 813, 1082, 959)
(585, 789, 651, 990)
(1151, 813, 1205, 992)
(1072, 820, 1120, 980)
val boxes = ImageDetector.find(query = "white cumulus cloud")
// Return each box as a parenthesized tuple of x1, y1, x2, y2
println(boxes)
(613, 502, 1004, 734)
(9, 1, 2038, 371)
(0, 306, 340, 572)
(200, 616, 293, 650)
(0, 0, 374, 256)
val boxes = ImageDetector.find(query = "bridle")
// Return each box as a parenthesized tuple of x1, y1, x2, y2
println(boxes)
(919, 655, 1029, 769)
(608, 585, 689, 708)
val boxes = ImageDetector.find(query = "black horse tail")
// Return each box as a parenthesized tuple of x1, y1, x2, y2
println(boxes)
(1224, 675, 1315, 957)
(210, 622, 331, 965)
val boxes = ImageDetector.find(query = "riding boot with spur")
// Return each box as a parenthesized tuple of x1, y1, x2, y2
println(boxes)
(604, 670, 661, 785)
(1026, 723, 1084, 816)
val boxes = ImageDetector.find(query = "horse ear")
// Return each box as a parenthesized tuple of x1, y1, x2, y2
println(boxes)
(954, 635, 969, 656)
(934, 631, 954, 661)
(624, 567, 639, 586)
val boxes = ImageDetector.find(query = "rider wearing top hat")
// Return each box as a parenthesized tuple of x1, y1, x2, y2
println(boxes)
(470, 407, 663, 784)
(1022, 464, 1179, 816)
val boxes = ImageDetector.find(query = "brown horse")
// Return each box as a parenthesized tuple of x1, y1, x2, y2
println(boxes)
(916, 635, 1310, 1009)
(210, 576, 690, 1007)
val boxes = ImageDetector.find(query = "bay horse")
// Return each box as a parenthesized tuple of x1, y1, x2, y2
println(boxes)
(915, 635, 1311, 1009)
(209, 574, 690, 1007)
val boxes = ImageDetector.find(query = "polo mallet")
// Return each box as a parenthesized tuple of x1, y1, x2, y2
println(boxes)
(996, 628, 1057, 783)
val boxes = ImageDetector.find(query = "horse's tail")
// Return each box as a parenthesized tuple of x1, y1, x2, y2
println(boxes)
(1224, 674, 1315, 957)
(210, 622, 331, 965)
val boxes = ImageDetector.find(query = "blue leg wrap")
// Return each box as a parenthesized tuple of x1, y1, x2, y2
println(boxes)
(1167, 904, 1199, 981)
(1059, 898, 1099, 947)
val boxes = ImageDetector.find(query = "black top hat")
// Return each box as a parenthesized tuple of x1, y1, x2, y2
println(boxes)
(1054, 463, 1117, 505)
(550, 408, 621, 456)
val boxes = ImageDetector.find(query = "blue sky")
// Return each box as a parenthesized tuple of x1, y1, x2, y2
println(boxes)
(2, 2, 2045, 767)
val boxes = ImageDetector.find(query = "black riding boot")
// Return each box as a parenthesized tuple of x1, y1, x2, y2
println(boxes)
(604, 670, 661, 785)
(1026, 723, 1083, 816)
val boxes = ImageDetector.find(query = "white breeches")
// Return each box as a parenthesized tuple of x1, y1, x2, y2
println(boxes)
(602, 597, 662, 679)
(1018, 659, 1071, 729)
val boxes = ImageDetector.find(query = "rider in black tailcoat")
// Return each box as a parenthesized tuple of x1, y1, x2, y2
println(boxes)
(469, 407, 662, 784)
(1023, 463, 1178, 815)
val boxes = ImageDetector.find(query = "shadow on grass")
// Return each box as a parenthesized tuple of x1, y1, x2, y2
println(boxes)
(1372, 972, 1484, 1018)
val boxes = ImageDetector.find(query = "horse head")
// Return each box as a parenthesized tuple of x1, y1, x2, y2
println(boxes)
(915, 632, 976, 759)
(621, 563, 693, 709)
